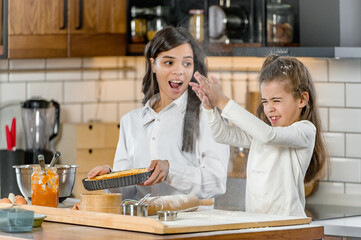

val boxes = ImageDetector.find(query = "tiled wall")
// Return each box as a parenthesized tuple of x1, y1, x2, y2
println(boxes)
(0, 56, 360, 205)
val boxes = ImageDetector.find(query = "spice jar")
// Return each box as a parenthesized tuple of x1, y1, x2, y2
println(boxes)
(267, 0, 294, 44)
(130, 6, 147, 43)
(31, 165, 59, 207)
(188, 9, 204, 44)
(147, 6, 168, 41)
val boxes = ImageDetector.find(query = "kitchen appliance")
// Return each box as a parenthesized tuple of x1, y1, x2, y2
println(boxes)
(208, 4, 249, 43)
(21, 98, 60, 164)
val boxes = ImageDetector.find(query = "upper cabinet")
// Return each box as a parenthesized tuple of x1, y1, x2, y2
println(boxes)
(7, 0, 126, 58)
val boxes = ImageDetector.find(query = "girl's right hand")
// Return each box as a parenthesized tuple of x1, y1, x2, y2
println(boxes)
(87, 165, 111, 179)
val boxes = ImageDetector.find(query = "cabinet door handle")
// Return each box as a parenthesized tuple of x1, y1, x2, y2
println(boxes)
(60, 0, 67, 30)
(75, 0, 83, 30)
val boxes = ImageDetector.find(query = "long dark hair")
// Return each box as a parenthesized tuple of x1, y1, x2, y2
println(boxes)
(257, 54, 328, 184)
(142, 26, 208, 152)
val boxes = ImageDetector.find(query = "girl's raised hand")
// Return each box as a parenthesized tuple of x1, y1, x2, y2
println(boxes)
(193, 72, 230, 110)
(189, 81, 214, 109)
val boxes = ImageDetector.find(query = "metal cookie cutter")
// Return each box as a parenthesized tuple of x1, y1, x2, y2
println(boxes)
(157, 211, 178, 221)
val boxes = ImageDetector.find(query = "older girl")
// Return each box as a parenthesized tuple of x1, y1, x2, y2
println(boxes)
(88, 27, 229, 200)
(190, 55, 327, 217)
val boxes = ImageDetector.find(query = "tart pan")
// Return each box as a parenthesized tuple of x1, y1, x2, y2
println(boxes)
(82, 169, 153, 190)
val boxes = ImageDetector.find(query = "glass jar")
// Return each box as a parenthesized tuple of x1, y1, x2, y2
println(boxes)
(130, 6, 147, 43)
(147, 6, 168, 41)
(188, 9, 204, 44)
(267, 0, 294, 44)
(31, 165, 59, 207)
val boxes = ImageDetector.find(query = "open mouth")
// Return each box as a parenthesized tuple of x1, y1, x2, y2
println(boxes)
(169, 80, 183, 91)
(269, 116, 280, 123)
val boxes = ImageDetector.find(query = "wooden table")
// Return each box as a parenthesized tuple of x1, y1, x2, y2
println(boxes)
(0, 222, 323, 240)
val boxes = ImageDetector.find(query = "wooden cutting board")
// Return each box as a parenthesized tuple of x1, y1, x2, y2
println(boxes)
(20, 205, 311, 234)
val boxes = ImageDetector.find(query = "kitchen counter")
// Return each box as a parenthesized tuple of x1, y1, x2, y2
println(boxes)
(0, 222, 323, 240)
(312, 216, 361, 238)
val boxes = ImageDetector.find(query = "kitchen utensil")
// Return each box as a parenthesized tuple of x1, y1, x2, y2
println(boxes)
(33, 213, 46, 227)
(146, 195, 214, 215)
(80, 193, 122, 214)
(122, 202, 163, 216)
(21, 98, 60, 164)
(38, 155, 45, 172)
(13, 164, 78, 202)
(157, 210, 177, 221)
(137, 193, 151, 206)
(49, 151, 61, 168)
(19, 204, 312, 234)
(5, 118, 16, 151)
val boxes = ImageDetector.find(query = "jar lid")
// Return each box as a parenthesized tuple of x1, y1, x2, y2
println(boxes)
(189, 9, 204, 14)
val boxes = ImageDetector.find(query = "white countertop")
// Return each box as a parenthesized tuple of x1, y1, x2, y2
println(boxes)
(312, 216, 361, 237)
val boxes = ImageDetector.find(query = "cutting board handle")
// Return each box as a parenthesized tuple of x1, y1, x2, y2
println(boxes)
(200, 198, 214, 206)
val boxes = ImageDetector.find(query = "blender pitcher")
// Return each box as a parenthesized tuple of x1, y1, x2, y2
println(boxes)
(21, 98, 60, 164)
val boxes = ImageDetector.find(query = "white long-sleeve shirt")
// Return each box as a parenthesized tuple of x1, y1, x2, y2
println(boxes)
(204, 99, 316, 217)
(109, 91, 230, 200)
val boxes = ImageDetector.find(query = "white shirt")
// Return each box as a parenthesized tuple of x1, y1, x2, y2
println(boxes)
(204, 100, 316, 217)
(109, 91, 230, 200)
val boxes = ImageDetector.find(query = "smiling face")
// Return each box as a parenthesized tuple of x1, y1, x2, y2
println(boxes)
(150, 43, 194, 108)
(261, 80, 308, 127)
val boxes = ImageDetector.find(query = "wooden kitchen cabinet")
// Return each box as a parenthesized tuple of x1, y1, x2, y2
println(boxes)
(56, 122, 120, 198)
(7, 0, 126, 58)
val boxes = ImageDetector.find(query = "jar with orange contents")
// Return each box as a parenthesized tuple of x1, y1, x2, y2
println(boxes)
(31, 165, 59, 207)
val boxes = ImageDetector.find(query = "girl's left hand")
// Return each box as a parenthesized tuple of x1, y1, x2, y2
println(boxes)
(142, 160, 169, 185)
(189, 82, 214, 109)
(193, 72, 230, 110)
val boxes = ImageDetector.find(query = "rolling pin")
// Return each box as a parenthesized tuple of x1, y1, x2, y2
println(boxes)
(146, 195, 213, 216)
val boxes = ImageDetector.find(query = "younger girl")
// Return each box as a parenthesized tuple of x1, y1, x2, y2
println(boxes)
(190, 55, 327, 217)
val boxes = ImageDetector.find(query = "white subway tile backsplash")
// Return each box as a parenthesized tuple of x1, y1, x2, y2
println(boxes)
(46, 58, 82, 69)
(135, 79, 144, 103)
(345, 183, 361, 195)
(319, 107, 328, 131)
(27, 82, 63, 102)
(346, 134, 361, 158)
(324, 132, 345, 157)
(232, 80, 247, 104)
(83, 70, 99, 80)
(9, 72, 46, 82)
(329, 108, 361, 132)
(46, 70, 82, 81)
(0, 60, 8, 70)
(221, 80, 232, 99)
(316, 181, 345, 194)
(346, 83, 361, 107)
(232, 57, 264, 71)
(120, 70, 136, 79)
(315, 83, 345, 107)
(0, 83, 26, 102)
(64, 81, 98, 103)
(83, 57, 117, 68)
(328, 157, 361, 182)
(60, 104, 82, 123)
(232, 72, 248, 81)
(329, 59, 361, 82)
(118, 57, 136, 68)
(208, 57, 232, 70)
(99, 70, 118, 79)
(300, 58, 328, 82)
(135, 57, 146, 79)
(9, 59, 46, 70)
(209, 72, 221, 80)
(100, 80, 135, 101)
(221, 72, 232, 80)
(118, 102, 138, 119)
(83, 103, 118, 122)
(0, 73, 8, 82)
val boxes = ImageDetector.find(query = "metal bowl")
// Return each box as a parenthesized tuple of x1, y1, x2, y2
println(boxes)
(13, 164, 78, 202)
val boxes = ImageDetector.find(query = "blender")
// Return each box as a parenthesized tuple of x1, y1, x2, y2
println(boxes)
(21, 98, 60, 164)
